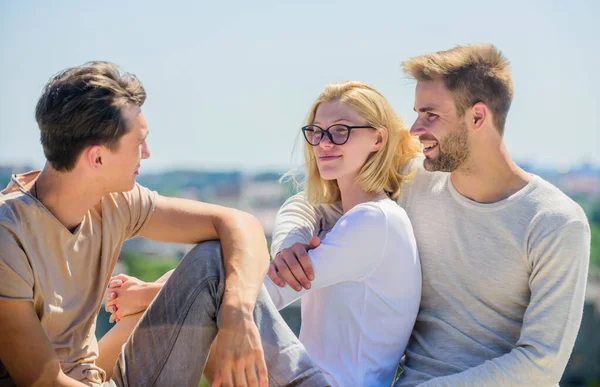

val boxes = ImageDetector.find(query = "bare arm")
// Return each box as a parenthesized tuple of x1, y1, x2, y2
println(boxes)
(140, 194, 269, 314)
(96, 312, 144, 380)
(0, 300, 88, 387)
(139, 194, 270, 386)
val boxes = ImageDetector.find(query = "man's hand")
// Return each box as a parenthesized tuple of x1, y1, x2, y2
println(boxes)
(211, 303, 268, 387)
(267, 236, 320, 291)
(105, 274, 161, 323)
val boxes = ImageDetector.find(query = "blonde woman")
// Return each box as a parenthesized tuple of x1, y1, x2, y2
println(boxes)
(265, 81, 422, 386)
(106, 81, 421, 387)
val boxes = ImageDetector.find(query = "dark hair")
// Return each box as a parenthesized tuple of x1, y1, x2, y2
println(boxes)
(35, 61, 146, 171)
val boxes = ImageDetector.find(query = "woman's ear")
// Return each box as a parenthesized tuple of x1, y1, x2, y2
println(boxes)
(372, 127, 388, 152)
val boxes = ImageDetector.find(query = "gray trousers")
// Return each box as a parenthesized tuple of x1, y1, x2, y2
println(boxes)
(110, 241, 328, 387)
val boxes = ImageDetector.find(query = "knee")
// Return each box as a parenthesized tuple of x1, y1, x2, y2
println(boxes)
(176, 240, 225, 282)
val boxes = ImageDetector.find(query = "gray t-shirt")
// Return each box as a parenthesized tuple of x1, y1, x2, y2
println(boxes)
(271, 160, 590, 387)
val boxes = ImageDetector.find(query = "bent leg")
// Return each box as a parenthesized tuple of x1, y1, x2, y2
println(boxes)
(111, 241, 327, 387)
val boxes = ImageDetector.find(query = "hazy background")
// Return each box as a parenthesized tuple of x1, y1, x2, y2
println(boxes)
(1, 1, 599, 385)
(1, 0, 598, 172)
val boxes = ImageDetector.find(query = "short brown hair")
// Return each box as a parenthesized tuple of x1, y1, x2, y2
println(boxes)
(35, 61, 146, 171)
(402, 44, 513, 135)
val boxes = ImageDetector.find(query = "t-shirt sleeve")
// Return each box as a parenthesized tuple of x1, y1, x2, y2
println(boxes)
(265, 203, 389, 309)
(118, 183, 157, 240)
(0, 227, 34, 302)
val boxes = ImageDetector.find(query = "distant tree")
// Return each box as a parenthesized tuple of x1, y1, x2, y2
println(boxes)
(119, 250, 178, 282)
(590, 200, 600, 225)
(591, 223, 600, 269)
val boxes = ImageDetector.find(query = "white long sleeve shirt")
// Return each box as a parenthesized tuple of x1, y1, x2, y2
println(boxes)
(271, 159, 591, 387)
(265, 199, 422, 387)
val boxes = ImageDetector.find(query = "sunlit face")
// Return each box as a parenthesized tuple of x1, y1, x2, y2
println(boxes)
(101, 105, 151, 192)
(410, 79, 471, 172)
(311, 100, 380, 183)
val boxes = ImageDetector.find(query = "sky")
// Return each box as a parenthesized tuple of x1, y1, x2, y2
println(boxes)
(1, 0, 598, 173)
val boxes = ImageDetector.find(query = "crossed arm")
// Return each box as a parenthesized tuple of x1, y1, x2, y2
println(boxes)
(268, 193, 591, 387)
(0, 193, 270, 386)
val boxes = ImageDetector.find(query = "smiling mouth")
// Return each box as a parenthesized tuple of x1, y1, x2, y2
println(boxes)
(422, 142, 438, 156)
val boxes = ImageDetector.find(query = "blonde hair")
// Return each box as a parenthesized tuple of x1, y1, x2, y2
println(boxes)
(401, 43, 514, 135)
(302, 81, 420, 205)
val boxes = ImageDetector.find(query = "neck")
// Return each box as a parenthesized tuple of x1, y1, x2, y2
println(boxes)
(34, 163, 105, 232)
(337, 175, 387, 213)
(450, 140, 531, 203)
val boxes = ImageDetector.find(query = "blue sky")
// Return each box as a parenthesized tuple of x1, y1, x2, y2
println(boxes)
(1, 0, 598, 172)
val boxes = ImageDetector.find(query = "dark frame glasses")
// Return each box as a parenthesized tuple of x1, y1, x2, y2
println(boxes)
(301, 124, 375, 146)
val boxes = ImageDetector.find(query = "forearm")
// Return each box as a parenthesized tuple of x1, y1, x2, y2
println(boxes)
(214, 210, 269, 314)
(155, 269, 174, 283)
(270, 192, 320, 257)
(419, 349, 553, 386)
(97, 312, 144, 379)
(422, 221, 590, 387)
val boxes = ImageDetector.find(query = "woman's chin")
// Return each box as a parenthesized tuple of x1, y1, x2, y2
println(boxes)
(318, 170, 338, 181)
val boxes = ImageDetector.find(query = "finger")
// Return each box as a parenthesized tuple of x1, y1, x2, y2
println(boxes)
(109, 313, 116, 324)
(211, 368, 222, 387)
(244, 360, 259, 387)
(254, 348, 268, 387)
(220, 364, 234, 387)
(267, 262, 286, 288)
(109, 279, 123, 288)
(216, 355, 234, 387)
(112, 273, 131, 282)
(309, 236, 321, 249)
(108, 305, 117, 314)
(105, 300, 116, 314)
(106, 291, 117, 301)
(296, 248, 315, 282)
(285, 248, 311, 289)
(274, 254, 303, 291)
(234, 359, 248, 387)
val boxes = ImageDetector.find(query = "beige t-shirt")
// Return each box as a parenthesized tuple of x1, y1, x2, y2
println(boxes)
(0, 171, 156, 386)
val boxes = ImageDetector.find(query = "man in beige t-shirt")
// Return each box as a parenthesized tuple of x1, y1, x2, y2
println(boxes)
(0, 62, 327, 387)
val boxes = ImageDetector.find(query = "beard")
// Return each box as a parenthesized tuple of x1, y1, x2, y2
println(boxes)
(423, 122, 471, 172)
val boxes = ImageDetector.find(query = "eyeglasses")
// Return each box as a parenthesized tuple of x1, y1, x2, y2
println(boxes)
(301, 124, 375, 146)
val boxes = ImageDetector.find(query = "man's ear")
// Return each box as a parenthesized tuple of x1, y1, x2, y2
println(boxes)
(85, 146, 103, 168)
(471, 102, 488, 132)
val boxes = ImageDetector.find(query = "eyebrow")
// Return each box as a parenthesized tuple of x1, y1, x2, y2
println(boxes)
(414, 106, 436, 113)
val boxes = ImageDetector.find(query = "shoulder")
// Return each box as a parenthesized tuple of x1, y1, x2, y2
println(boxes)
(0, 189, 36, 237)
(528, 176, 589, 232)
(343, 201, 388, 223)
(333, 200, 398, 238)
(398, 156, 446, 200)
(105, 183, 156, 212)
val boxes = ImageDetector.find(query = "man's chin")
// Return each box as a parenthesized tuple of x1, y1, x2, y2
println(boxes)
(423, 157, 439, 172)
